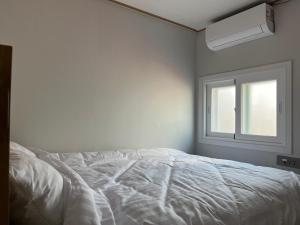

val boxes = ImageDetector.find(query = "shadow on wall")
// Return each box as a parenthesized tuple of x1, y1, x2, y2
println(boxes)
(0, 0, 197, 153)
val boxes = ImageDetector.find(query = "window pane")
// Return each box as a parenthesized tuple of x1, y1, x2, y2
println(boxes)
(241, 80, 277, 136)
(211, 86, 235, 133)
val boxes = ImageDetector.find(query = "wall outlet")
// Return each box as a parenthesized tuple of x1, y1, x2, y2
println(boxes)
(277, 155, 300, 169)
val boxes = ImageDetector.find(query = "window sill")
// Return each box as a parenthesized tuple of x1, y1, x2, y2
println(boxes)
(198, 135, 292, 154)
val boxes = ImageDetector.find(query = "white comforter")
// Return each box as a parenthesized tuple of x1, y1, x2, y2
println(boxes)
(37, 148, 300, 225)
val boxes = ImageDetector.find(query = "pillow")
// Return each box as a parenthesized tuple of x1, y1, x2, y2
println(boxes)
(10, 141, 36, 158)
(10, 144, 64, 225)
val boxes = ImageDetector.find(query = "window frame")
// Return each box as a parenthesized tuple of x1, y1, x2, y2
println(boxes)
(198, 61, 292, 154)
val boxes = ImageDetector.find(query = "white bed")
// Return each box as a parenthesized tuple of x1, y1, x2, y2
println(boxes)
(10, 145, 300, 225)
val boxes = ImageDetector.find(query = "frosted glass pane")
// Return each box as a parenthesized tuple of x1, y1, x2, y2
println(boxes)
(211, 86, 235, 133)
(241, 80, 277, 136)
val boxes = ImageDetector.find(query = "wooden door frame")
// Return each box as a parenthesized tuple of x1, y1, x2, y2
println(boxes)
(0, 44, 12, 225)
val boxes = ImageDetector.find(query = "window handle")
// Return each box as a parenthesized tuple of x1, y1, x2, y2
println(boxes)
(234, 106, 240, 113)
(278, 102, 283, 114)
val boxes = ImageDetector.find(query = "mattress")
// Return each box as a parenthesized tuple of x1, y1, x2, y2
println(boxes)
(37, 148, 300, 225)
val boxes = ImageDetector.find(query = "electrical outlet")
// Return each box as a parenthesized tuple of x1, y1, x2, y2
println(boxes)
(277, 155, 300, 169)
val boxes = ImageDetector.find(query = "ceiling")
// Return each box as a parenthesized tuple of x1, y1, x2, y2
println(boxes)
(113, 0, 265, 31)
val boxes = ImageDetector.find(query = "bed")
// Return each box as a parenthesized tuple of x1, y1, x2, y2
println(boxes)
(9, 143, 300, 225)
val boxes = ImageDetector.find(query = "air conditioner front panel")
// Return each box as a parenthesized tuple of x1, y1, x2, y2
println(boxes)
(205, 3, 274, 51)
(207, 26, 264, 49)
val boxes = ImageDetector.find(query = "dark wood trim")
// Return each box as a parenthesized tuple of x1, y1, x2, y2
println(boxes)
(197, 28, 206, 33)
(108, 0, 199, 32)
(0, 44, 12, 225)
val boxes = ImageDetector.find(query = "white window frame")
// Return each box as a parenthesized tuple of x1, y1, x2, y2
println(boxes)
(198, 61, 292, 154)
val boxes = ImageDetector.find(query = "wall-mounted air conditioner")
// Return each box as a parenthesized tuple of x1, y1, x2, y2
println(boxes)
(206, 3, 274, 51)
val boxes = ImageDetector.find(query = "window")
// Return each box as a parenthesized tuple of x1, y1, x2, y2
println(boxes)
(207, 80, 235, 137)
(241, 80, 277, 136)
(199, 62, 292, 153)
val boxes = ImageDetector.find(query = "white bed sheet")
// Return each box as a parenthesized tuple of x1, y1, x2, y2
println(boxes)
(37, 148, 300, 225)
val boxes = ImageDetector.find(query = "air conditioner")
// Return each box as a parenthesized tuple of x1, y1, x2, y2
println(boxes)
(206, 3, 274, 51)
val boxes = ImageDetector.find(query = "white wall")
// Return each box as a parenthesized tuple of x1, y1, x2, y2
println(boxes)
(0, 0, 196, 153)
(196, 0, 300, 168)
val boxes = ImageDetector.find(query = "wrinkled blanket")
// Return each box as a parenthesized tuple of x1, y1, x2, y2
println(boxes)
(37, 148, 300, 225)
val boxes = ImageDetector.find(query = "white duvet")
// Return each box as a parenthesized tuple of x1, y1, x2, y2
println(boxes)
(36, 148, 300, 225)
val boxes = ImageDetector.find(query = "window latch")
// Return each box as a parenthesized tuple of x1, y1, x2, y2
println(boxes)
(279, 102, 283, 114)
(207, 106, 211, 114)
